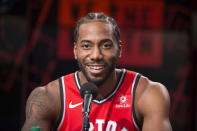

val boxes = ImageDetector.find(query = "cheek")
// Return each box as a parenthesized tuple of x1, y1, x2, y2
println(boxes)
(104, 52, 119, 63)
(110, 49, 120, 58)
(76, 51, 88, 63)
(75, 49, 85, 59)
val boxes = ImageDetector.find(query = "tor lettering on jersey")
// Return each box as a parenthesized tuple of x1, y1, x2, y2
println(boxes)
(89, 119, 128, 131)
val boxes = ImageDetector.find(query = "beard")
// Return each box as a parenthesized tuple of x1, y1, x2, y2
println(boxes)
(77, 58, 117, 86)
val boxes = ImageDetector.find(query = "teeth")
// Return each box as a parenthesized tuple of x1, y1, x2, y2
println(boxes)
(88, 65, 104, 70)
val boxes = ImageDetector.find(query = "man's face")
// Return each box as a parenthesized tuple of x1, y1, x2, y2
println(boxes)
(74, 21, 121, 85)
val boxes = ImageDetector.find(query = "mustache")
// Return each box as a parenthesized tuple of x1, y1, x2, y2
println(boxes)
(84, 59, 107, 65)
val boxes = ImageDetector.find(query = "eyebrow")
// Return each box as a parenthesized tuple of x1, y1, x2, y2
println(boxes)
(80, 40, 92, 44)
(80, 39, 112, 44)
(99, 39, 113, 44)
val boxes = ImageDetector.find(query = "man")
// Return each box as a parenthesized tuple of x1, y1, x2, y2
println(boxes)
(22, 12, 172, 131)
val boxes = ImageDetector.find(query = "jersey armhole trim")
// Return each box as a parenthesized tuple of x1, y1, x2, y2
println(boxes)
(53, 77, 66, 131)
(132, 73, 142, 131)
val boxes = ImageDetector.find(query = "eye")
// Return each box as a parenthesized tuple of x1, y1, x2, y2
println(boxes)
(81, 43, 91, 50)
(102, 43, 113, 49)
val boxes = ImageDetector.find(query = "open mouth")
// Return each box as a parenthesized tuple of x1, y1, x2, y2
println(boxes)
(87, 65, 105, 75)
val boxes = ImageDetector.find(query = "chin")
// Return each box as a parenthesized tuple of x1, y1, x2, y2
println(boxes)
(88, 78, 105, 86)
(85, 74, 106, 85)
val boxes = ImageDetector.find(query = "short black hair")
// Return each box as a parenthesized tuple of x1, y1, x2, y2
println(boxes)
(74, 12, 120, 43)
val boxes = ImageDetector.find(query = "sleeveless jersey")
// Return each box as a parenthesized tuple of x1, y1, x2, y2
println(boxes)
(55, 69, 141, 131)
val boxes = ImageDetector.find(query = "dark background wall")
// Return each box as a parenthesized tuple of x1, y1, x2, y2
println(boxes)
(0, 0, 196, 130)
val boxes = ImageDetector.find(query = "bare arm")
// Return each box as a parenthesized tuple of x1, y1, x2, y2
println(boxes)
(22, 80, 60, 131)
(136, 77, 172, 131)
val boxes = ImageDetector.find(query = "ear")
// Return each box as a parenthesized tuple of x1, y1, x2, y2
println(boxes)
(118, 40, 122, 58)
(73, 42, 77, 60)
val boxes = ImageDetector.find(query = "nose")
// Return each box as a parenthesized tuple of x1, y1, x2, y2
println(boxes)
(90, 46, 103, 61)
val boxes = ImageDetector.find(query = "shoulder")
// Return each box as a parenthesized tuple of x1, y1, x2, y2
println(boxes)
(135, 76, 171, 118)
(22, 79, 61, 130)
(137, 76, 170, 100)
(35, 79, 59, 91)
(27, 79, 61, 121)
(30, 79, 60, 103)
(138, 76, 170, 102)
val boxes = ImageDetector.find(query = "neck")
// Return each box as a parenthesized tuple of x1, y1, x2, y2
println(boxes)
(96, 69, 118, 99)
(78, 68, 122, 100)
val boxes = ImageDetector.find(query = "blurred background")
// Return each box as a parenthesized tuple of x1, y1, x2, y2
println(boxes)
(0, 0, 196, 130)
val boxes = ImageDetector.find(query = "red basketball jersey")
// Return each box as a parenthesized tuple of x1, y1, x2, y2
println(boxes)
(55, 69, 141, 131)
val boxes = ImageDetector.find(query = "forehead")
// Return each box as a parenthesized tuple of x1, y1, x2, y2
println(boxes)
(78, 21, 114, 41)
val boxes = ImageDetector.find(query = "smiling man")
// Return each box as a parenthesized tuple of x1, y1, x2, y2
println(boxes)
(22, 12, 172, 131)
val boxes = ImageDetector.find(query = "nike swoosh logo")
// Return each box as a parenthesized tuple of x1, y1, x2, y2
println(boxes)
(69, 101, 83, 109)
